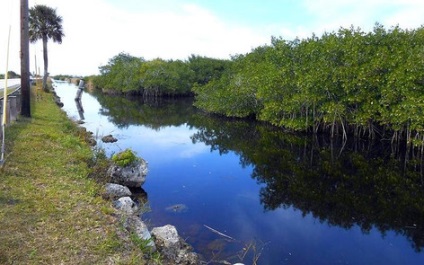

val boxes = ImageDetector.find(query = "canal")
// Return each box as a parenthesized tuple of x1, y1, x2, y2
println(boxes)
(54, 80, 424, 265)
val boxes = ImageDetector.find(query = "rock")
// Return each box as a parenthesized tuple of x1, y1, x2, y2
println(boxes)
(130, 187, 148, 206)
(151, 224, 200, 264)
(77, 127, 97, 146)
(112, 196, 138, 214)
(107, 159, 148, 187)
(54, 96, 64, 107)
(176, 250, 200, 265)
(104, 183, 132, 200)
(52, 91, 64, 107)
(165, 203, 188, 213)
(151, 224, 181, 259)
(123, 215, 156, 252)
(101, 134, 117, 143)
(87, 138, 97, 146)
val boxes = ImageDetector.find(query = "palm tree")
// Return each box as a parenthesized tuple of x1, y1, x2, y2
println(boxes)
(29, 5, 64, 91)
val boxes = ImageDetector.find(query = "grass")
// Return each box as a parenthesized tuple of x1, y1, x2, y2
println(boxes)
(0, 86, 21, 99)
(0, 87, 147, 264)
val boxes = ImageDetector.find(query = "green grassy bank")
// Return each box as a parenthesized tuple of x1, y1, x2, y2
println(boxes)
(0, 89, 146, 264)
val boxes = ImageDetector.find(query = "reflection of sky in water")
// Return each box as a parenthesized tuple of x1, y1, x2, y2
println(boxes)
(119, 125, 210, 162)
(55, 81, 209, 160)
(54, 81, 424, 265)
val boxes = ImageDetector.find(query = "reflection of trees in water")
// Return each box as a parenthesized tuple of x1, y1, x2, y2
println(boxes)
(191, 119, 424, 252)
(88, 92, 424, 251)
(89, 91, 196, 129)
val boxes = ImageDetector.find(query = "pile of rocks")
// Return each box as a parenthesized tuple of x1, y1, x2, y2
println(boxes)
(50, 88, 64, 108)
(103, 153, 200, 264)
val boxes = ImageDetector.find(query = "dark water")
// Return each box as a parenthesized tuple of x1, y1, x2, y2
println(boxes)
(54, 81, 424, 265)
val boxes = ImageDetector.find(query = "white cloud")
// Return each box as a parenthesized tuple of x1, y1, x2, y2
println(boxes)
(383, 2, 424, 29)
(1, 0, 424, 76)
(0, 0, 20, 75)
(107, 2, 267, 60)
(299, 0, 424, 36)
(1, 0, 268, 76)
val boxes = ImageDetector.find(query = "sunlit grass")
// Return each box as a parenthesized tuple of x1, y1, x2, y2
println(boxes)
(0, 88, 146, 264)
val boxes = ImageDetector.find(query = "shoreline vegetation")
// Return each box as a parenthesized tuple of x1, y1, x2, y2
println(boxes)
(0, 87, 150, 264)
(84, 24, 424, 148)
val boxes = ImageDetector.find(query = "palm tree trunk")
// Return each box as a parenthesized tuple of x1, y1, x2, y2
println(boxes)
(42, 36, 48, 91)
(20, 0, 31, 117)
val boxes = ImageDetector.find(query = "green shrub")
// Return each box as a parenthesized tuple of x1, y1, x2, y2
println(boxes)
(112, 149, 138, 167)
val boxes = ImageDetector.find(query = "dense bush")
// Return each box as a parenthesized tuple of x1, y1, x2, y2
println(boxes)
(194, 24, 424, 144)
(0, 71, 20, 79)
(93, 53, 231, 97)
(92, 24, 424, 144)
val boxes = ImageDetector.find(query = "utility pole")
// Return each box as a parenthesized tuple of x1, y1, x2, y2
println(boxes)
(20, 0, 30, 117)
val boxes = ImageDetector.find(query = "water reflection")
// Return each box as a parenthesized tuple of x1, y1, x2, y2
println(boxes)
(75, 98, 85, 120)
(55, 82, 424, 264)
(92, 90, 195, 130)
(90, 89, 424, 251)
(193, 120, 424, 252)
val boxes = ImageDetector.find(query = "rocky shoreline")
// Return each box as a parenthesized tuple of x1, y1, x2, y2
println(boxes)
(102, 154, 200, 264)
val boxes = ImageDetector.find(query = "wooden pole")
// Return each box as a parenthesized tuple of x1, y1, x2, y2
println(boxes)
(1, 26, 12, 165)
(2, 26, 11, 125)
(20, 0, 30, 117)
(75, 79, 84, 100)
(75, 80, 85, 120)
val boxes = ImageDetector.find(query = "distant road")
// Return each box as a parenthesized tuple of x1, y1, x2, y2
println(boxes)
(0, 79, 21, 89)
(0, 79, 21, 99)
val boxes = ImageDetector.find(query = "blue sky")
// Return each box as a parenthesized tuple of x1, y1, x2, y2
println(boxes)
(1, 0, 423, 76)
